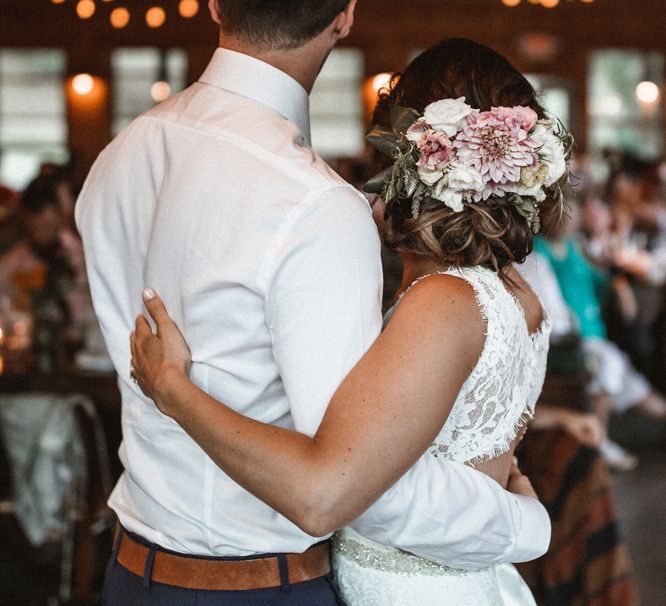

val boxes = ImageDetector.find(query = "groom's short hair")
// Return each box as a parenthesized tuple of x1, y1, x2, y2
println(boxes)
(215, 0, 350, 50)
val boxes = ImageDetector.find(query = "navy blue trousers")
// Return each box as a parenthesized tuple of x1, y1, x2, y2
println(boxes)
(102, 532, 346, 606)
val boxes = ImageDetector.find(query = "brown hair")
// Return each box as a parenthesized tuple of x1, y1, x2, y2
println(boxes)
(215, 0, 349, 50)
(374, 38, 564, 271)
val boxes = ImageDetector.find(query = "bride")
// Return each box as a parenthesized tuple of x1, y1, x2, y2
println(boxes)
(129, 38, 570, 605)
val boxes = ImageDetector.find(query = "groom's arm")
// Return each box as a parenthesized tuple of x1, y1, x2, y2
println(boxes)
(351, 455, 550, 569)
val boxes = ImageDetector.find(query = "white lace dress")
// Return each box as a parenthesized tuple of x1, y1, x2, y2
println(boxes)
(332, 266, 551, 606)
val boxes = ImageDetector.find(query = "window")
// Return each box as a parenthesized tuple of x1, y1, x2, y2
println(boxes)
(310, 49, 365, 158)
(527, 75, 572, 130)
(0, 49, 68, 190)
(588, 50, 664, 159)
(111, 48, 188, 135)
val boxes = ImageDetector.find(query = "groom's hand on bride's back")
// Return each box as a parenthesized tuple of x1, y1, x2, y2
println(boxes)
(507, 458, 538, 500)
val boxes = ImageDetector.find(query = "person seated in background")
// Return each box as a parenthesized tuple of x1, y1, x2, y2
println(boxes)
(31, 164, 78, 231)
(532, 201, 666, 470)
(19, 176, 100, 371)
(517, 250, 640, 606)
(20, 174, 110, 373)
(0, 185, 44, 301)
(516, 413, 639, 606)
(604, 159, 666, 383)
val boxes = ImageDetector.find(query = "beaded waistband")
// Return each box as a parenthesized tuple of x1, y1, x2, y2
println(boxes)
(331, 534, 489, 578)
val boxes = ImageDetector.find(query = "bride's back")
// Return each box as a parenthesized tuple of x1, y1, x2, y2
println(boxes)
(387, 264, 550, 487)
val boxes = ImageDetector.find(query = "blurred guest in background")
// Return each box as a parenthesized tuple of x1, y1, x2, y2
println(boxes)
(606, 159, 666, 386)
(33, 164, 78, 230)
(534, 201, 666, 471)
(17, 173, 99, 371)
(518, 241, 640, 605)
(0, 185, 43, 301)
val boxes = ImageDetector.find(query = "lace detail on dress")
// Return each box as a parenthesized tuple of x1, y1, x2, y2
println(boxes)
(330, 266, 546, 605)
(386, 266, 551, 466)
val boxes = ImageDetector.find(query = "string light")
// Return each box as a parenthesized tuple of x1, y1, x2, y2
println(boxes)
(636, 81, 661, 106)
(178, 0, 200, 19)
(502, 0, 594, 6)
(370, 73, 393, 96)
(151, 81, 172, 102)
(110, 7, 130, 28)
(145, 6, 166, 28)
(72, 73, 95, 96)
(76, 0, 96, 19)
(60, 1, 202, 28)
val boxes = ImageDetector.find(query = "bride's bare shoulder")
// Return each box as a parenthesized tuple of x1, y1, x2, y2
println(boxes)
(385, 273, 486, 362)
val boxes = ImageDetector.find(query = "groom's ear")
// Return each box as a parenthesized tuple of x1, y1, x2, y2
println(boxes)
(332, 0, 357, 41)
(208, 0, 221, 25)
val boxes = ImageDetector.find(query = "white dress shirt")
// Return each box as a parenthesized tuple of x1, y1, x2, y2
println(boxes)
(76, 48, 550, 565)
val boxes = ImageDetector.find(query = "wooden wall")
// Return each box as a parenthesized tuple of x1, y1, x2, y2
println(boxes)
(1, 0, 665, 185)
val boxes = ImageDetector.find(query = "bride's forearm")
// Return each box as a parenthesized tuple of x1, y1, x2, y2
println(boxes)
(156, 372, 367, 536)
(141, 276, 484, 537)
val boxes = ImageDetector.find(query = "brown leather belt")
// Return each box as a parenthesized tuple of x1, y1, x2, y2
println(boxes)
(114, 528, 331, 591)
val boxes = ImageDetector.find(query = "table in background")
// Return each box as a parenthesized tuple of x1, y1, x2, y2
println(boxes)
(0, 352, 121, 605)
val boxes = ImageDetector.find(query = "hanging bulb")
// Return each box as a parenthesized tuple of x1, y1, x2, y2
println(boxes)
(110, 7, 130, 28)
(76, 0, 96, 19)
(179, 0, 200, 18)
(146, 7, 166, 28)
(151, 81, 172, 103)
(72, 73, 95, 96)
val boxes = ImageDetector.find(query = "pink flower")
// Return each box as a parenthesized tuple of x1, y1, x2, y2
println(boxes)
(406, 119, 429, 143)
(416, 130, 452, 171)
(453, 111, 539, 200)
(491, 106, 538, 131)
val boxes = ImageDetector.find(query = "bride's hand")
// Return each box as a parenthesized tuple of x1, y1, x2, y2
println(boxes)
(130, 288, 192, 416)
(506, 458, 538, 500)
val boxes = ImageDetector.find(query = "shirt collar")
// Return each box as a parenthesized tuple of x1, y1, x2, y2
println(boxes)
(199, 48, 311, 145)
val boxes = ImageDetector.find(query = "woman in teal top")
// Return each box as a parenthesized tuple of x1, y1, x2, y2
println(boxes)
(534, 235, 609, 340)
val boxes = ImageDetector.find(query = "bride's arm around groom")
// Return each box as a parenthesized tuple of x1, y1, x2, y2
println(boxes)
(133, 281, 550, 571)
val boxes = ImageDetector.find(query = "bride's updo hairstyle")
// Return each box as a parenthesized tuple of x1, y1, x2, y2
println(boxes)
(373, 38, 564, 271)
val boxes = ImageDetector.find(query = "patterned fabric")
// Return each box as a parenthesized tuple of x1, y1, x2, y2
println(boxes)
(517, 429, 640, 606)
(333, 265, 551, 605)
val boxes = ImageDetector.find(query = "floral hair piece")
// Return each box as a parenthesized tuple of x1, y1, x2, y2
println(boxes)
(364, 97, 573, 233)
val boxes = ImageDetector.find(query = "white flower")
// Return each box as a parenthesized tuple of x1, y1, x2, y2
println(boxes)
(446, 163, 485, 194)
(515, 164, 549, 199)
(515, 183, 547, 202)
(423, 97, 474, 137)
(433, 186, 465, 212)
(417, 165, 445, 186)
(531, 121, 567, 186)
(519, 163, 549, 189)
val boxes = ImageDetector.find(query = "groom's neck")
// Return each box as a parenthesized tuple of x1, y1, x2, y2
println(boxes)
(218, 33, 331, 94)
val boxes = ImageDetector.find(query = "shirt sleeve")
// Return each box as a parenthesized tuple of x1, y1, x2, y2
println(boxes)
(351, 455, 552, 570)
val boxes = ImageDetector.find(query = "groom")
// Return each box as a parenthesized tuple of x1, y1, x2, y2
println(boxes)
(76, 1, 550, 604)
